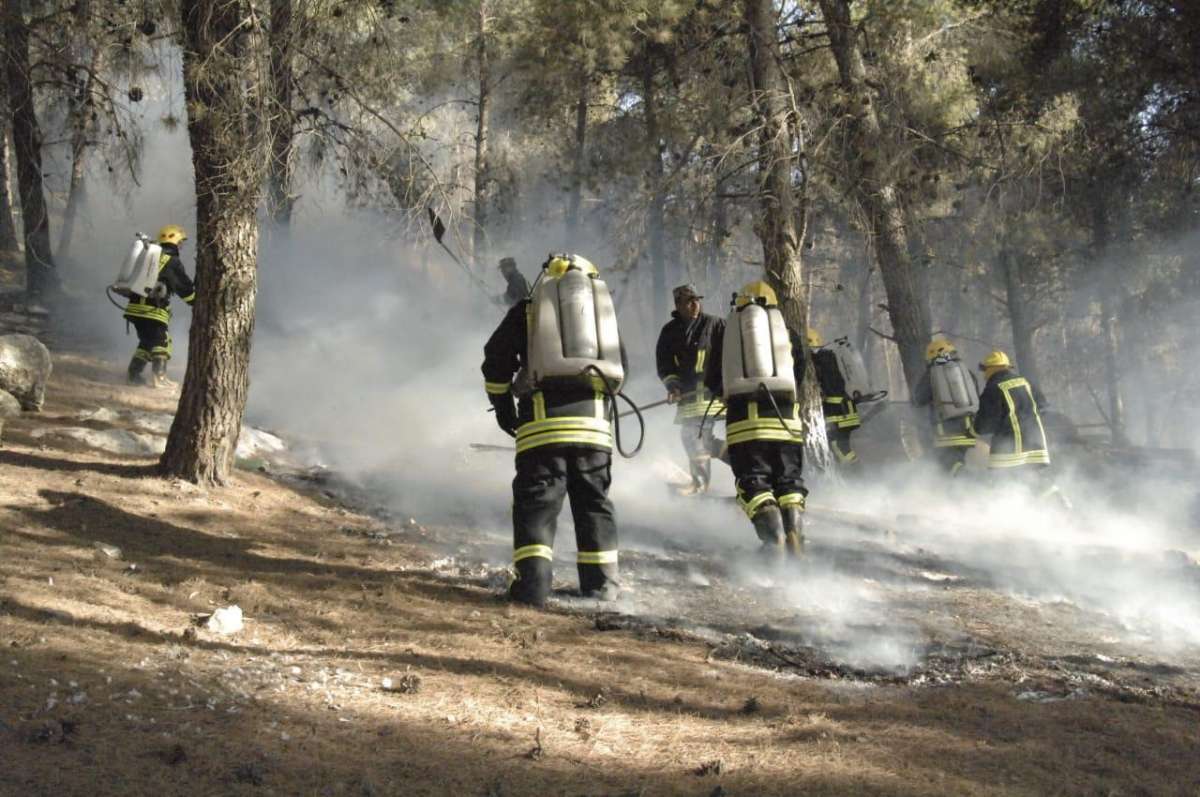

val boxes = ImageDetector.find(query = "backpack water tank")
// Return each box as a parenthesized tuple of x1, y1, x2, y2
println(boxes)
(721, 302, 795, 400)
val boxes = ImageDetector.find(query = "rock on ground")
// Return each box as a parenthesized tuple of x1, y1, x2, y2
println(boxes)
(0, 388, 20, 443)
(0, 333, 52, 411)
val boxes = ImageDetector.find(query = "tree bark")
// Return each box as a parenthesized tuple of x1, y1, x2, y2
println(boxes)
(565, 71, 588, 241)
(0, 80, 19, 256)
(4, 0, 58, 297)
(472, 0, 491, 269)
(1089, 192, 1127, 445)
(59, 37, 102, 259)
(642, 44, 668, 316)
(160, 0, 267, 486)
(999, 244, 1043, 389)
(819, 0, 929, 393)
(265, 0, 296, 228)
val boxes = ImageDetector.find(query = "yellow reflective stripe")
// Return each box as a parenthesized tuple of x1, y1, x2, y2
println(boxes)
(517, 417, 611, 436)
(989, 450, 1050, 468)
(663, 374, 681, 385)
(533, 391, 546, 421)
(737, 490, 776, 518)
(158, 253, 171, 271)
(934, 437, 975, 448)
(515, 431, 612, 454)
(594, 390, 604, 419)
(777, 492, 806, 509)
(576, 550, 618, 565)
(1000, 381, 1023, 454)
(485, 381, 511, 395)
(181, 293, 196, 304)
(513, 544, 554, 563)
(728, 428, 805, 445)
(695, 350, 706, 373)
(726, 417, 804, 436)
(124, 304, 170, 323)
(133, 349, 151, 361)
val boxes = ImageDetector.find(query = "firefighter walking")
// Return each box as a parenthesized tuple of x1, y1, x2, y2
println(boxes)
(655, 283, 726, 494)
(973, 350, 1053, 482)
(123, 224, 195, 388)
(482, 254, 626, 606)
(704, 281, 807, 560)
(913, 338, 978, 476)
(807, 328, 862, 466)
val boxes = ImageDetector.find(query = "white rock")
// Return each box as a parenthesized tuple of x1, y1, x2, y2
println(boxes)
(205, 606, 244, 635)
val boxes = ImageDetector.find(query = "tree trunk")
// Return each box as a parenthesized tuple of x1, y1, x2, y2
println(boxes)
(0, 81, 19, 256)
(59, 39, 102, 259)
(819, 0, 929, 393)
(854, 258, 873, 369)
(744, 0, 829, 468)
(565, 71, 588, 240)
(160, 0, 267, 486)
(4, 0, 58, 298)
(265, 0, 296, 228)
(642, 45, 668, 316)
(1000, 245, 1043, 389)
(472, 0, 491, 269)
(1089, 193, 1127, 445)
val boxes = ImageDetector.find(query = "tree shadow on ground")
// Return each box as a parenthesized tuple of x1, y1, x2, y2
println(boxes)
(0, 449, 157, 479)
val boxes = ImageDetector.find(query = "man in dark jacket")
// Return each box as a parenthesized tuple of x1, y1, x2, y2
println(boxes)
(655, 283, 726, 493)
(482, 254, 624, 607)
(973, 350, 1050, 472)
(704, 281, 808, 559)
(807, 328, 861, 465)
(495, 257, 530, 307)
(123, 224, 195, 388)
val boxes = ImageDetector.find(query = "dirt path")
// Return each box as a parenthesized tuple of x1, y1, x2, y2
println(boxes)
(2, 352, 1199, 796)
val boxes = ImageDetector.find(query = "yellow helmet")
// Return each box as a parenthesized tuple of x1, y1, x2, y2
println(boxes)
(158, 224, 187, 246)
(926, 338, 957, 362)
(806, 328, 823, 348)
(544, 253, 599, 279)
(735, 280, 778, 308)
(979, 350, 1011, 370)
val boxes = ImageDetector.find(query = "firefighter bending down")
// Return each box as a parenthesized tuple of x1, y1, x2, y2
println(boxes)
(123, 224, 195, 388)
(972, 350, 1053, 478)
(655, 283, 726, 494)
(913, 338, 979, 476)
(704, 281, 808, 561)
(482, 253, 626, 606)
(808, 328, 862, 466)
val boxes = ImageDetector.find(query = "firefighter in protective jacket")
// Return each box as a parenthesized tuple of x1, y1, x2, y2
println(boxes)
(807, 328, 861, 465)
(124, 224, 195, 388)
(973, 350, 1051, 472)
(704, 281, 808, 559)
(912, 338, 978, 476)
(482, 254, 625, 607)
(655, 283, 726, 493)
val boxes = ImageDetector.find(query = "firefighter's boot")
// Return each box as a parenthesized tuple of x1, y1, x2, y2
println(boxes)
(127, 355, 148, 386)
(752, 504, 786, 562)
(782, 505, 805, 558)
(150, 356, 173, 389)
(508, 556, 552, 608)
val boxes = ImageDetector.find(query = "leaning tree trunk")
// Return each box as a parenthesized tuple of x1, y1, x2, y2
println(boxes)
(0, 81, 19, 256)
(471, 0, 491, 270)
(565, 70, 588, 241)
(1000, 245, 1044, 389)
(743, 0, 829, 469)
(265, 0, 296, 227)
(161, 0, 268, 486)
(819, 0, 929, 394)
(1089, 192, 1127, 445)
(642, 45, 668, 316)
(4, 0, 58, 298)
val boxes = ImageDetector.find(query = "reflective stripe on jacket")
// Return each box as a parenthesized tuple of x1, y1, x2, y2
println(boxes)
(974, 370, 1050, 468)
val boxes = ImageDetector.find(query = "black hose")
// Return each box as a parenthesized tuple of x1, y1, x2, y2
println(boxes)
(758, 382, 805, 440)
(105, 286, 128, 311)
(697, 394, 720, 439)
(582, 365, 645, 458)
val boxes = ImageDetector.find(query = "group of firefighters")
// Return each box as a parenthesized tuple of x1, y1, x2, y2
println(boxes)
(113, 232, 1055, 610)
(482, 254, 1060, 608)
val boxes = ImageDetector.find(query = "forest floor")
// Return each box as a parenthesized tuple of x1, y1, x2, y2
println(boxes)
(2, 344, 1200, 796)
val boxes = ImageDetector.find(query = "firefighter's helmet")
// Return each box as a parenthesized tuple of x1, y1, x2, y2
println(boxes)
(735, 280, 778, 308)
(544, 253, 598, 279)
(978, 350, 1011, 371)
(926, 338, 957, 362)
(157, 224, 187, 246)
(806, 328, 823, 348)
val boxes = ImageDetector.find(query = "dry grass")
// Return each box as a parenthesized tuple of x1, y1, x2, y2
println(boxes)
(1, 353, 1199, 796)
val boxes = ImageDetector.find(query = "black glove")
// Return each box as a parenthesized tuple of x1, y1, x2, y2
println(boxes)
(489, 393, 518, 437)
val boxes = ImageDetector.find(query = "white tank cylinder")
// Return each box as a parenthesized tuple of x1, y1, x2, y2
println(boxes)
(722, 303, 795, 400)
(557, 268, 599, 360)
(111, 234, 162, 298)
(930, 359, 979, 420)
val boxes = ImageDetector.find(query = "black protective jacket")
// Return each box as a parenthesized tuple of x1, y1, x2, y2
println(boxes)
(974, 368, 1050, 467)
(482, 299, 627, 456)
(812, 348, 861, 430)
(704, 324, 805, 447)
(501, 271, 531, 307)
(655, 311, 724, 420)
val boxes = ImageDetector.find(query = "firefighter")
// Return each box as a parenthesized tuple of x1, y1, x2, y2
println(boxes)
(495, 256, 531, 307)
(482, 254, 625, 607)
(655, 283, 726, 493)
(807, 328, 861, 466)
(704, 281, 807, 560)
(973, 350, 1052, 475)
(123, 224, 195, 388)
(912, 338, 978, 476)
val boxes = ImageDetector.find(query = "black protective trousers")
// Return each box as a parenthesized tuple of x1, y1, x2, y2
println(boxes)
(510, 446, 618, 605)
(729, 439, 807, 518)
